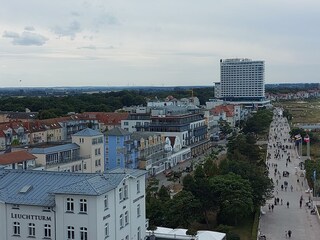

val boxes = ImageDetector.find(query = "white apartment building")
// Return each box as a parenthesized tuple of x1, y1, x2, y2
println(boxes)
(216, 58, 265, 100)
(0, 168, 147, 240)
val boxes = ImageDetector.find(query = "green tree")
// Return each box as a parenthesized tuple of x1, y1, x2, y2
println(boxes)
(243, 109, 273, 134)
(158, 185, 170, 202)
(165, 190, 202, 228)
(210, 173, 253, 226)
(219, 119, 232, 136)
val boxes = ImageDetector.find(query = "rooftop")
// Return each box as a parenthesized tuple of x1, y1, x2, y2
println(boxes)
(73, 128, 103, 137)
(0, 151, 36, 165)
(30, 143, 79, 155)
(106, 127, 131, 136)
(0, 168, 146, 206)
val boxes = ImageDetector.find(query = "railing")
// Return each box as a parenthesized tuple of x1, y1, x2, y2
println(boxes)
(46, 155, 91, 166)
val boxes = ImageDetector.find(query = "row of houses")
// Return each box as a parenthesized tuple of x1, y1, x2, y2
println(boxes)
(0, 96, 250, 177)
(0, 112, 129, 150)
(266, 89, 320, 101)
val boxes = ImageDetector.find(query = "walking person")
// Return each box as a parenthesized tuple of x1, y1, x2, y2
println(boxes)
(287, 201, 290, 208)
(271, 204, 274, 212)
(288, 230, 292, 238)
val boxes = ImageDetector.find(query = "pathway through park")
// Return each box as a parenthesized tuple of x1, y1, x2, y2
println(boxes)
(259, 110, 320, 239)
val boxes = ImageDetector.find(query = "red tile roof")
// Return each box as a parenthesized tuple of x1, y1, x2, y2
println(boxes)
(84, 112, 129, 125)
(211, 105, 235, 117)
(0, 150, 36, 165)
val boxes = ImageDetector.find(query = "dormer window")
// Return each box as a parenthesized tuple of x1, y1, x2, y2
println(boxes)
(12, 204, 20, 210)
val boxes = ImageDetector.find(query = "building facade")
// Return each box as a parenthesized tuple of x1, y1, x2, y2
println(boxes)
(106, 127, 139, 171)
(217, 58, 265, 101)
(148, 107, 207, 147)
(0, 168, 147, 240)
(30, 128, 105, 173)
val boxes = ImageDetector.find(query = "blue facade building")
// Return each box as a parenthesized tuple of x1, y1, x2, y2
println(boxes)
(105, 127, 138, 170)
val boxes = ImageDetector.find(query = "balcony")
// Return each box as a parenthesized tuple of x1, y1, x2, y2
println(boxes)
(46, 154, 91, 166)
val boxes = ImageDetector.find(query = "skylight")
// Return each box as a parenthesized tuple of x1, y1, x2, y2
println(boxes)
(19, 185, 33, 193)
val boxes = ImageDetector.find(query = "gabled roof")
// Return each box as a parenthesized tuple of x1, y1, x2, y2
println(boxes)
(0, 151, 36, 165)
(52, 174, 124, 195)
(84, 112, 129, 125)
(106, 127, 130, 136)
(0, 168, 146, 206)
(211, 104, 235, 117)
(73, 128, 102, 137)
(131, 132, 161, 141)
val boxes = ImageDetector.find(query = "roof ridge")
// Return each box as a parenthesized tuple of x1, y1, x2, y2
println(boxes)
(85, 176, 101, 195)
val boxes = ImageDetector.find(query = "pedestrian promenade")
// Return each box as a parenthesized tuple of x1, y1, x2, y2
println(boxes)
(259, 110, 320, 240)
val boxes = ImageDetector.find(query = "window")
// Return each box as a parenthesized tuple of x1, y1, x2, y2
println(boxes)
(43, 206, 51, 212)
(67, 226, 75, 239)
(83, 162, 87, 170)
(95, 148, 101, 156)
(95, 159, 101, 167)
(80, 227, 88, 240)
(28, 223, 36, 237)
(44, 224, 51, 238)
(116, 137, 120, 144)
(137, 227, 141, 240)
(66, 198, 74, 212)
(13, 222, 20, 236)
(124, 122, 128, 126)
(124, 185, 128, 199)
(120, 214, 124, 228)
(125, 211, 129, 225)
(79, 199, 87, 213)
(12, 204, 19, 209)
(137, 204, 141, 217)
(137, 180, 140, 193)
(104, 223, 109, 238)
(104, 195, 108, 210)
(119, 188, 123, 201)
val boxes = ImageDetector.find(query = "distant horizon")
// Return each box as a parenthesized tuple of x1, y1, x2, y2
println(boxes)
(0, 82, 318, 89)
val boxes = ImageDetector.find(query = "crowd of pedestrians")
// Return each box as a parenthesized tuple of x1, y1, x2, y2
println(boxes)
(263, 108, 312, 239)
(259, 108, 320, 240)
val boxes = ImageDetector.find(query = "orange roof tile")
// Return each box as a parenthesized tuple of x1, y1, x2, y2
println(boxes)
(0, 151, 36, 165)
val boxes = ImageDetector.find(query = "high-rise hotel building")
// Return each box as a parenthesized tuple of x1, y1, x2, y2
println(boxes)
(215, 58, 265, 101)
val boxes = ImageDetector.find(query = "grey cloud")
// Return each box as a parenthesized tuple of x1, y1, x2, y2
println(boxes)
(24, 26, 35, 31)
(71, 11, 81, 16)
(77, 45, 114, 50)
(52, 21, 81, 40)
(93, 12, 118, 28)
(78, 45, 96, 50)
(2, 31, 19, 38)
(3, 30, 48, 46)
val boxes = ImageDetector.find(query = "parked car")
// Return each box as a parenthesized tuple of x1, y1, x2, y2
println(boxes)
(164, 170, 173, 177)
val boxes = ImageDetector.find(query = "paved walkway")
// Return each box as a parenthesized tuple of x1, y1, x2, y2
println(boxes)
(259, 110, 320, 239)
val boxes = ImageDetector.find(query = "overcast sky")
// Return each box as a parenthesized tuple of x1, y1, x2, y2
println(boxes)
(1, 0, 319, 87)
